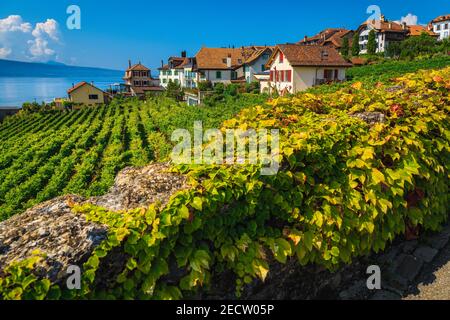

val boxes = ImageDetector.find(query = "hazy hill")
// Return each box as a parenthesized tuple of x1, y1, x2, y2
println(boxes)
(0, 59, 123, 78)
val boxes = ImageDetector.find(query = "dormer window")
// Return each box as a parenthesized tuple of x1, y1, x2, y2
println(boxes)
(222, 58, 227, 64)
(238, 59, 242, 64)
(321, 51, 329, 59)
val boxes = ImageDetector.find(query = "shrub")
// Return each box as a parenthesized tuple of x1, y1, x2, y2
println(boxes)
(2, 67, 448, 300)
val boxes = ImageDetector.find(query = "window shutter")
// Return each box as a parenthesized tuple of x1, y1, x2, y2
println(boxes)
(270, 71, 274, 81)
(280, 70, 284, 82)
(287, 70, 292, 82)
(276, 71, 279, 82)
(279, 52, 284, 63)
(335, 69, 339, 79)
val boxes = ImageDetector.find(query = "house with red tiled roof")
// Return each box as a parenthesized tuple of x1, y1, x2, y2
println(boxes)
(407, 25, 438, 38)
(192, 46, 274, 86)
(298, 28, 354, 51)
(123, 61, 164, 97)
(428, 14, 450, 41)
(242, 46, 274, 83)
(356, 15, 409, 54)
(67, 81, 108, 106)
(264, 44, 352, 95)
(193, 47, 247, 85)
(158, 51, 197, 89)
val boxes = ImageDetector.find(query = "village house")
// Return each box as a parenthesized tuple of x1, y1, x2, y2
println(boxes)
(298, 28, 354, 51)
(428, 14, 450, 41)
(356, 15, 408, 54)
(241, 46, 274, 83)
(67, 81, 108, 106)
(159, 52, 197, 89)
(123, 61, 164, 97)
(264, 44, 352, 95)
(193, 47, 247, 85)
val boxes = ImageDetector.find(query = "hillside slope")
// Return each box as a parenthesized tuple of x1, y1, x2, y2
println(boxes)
(0, 66, 448, 300)
(0, 95, 267, 220)
(0, 59, 122, 78)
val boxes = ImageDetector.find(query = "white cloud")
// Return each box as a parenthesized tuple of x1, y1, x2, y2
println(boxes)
(0, 15, 61, 62)
(28, 19, 60, 60)
(32, 19, 59, 41)
(0, 15, 32, 33)
(28, 38, 55, 57)
(400, 13, 418, 26)
(0, 47, 12, 58)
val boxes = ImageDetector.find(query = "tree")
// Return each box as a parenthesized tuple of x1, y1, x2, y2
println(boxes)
(396, 33, 438, 60)
(197, 81, 213, 92)
(367, 30, 377, 55)
(341, 37, 350, 57)
(352, 32, 360, 56)
(21, 102, 41, 113)
(165, 80, 183, 100)
(386, 41, 401, 59)
(439, 38, 450, 55)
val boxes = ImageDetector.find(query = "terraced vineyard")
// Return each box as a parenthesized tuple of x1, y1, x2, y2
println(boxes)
(0, 95, 266, 220)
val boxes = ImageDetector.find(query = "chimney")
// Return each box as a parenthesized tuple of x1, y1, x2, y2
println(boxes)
(388, 22, 392, 29)
(304, 35, 308, 42)
(161, 60, 164, 68)
(91, 81, 94, 86)
(128, 60, 132, 68)
(402, 22, 407, 30)
(181, 50, 187, 58)
(226, 54, 232, 68)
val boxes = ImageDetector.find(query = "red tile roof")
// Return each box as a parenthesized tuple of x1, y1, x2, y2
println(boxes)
(67, 81, 104, 94)
(195, 47, 248, 70)
(430, 14, 450, 24)
(267, 44, 353, 68)
(126, 63, 150, 71)
(408, 25, 438, 37)
(244, 47, 274, 64)
(300, 29, 351, 43)
(358, 19, 408, 33)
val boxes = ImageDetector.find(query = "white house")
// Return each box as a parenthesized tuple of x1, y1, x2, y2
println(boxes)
(242, 46, 273, 83)
(356, 15, 408, 54)
(264, 44, 352, 95)
(253, 72, 270, 93)
(428, 14, 450, 41)
(193, 47, 247, 85)
(159, 52, 197, 89)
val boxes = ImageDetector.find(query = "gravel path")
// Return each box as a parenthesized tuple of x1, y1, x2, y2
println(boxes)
(404, 241, 450, 300)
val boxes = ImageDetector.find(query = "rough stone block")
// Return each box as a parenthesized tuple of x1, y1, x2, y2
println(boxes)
(394, 254, 423, 282)
(339, 280, 370, 300)
(413, 246, 438, 263)
(402, 240, 418, 254)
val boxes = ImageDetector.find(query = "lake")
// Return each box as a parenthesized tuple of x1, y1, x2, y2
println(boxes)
(0, 76, 124, 107)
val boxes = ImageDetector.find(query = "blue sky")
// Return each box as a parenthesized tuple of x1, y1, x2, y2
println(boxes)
(0, 0, 448, 71)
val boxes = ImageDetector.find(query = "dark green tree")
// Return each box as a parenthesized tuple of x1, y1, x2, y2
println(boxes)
(341, 37, 350, 57)
(165, 80, 183, 100)
(367, 30, 377, 55)
(197, 80, 213, 92)
(386, 41, 401, 59)
(352, 32, 360, 56)
(439, 38, 450, 55)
